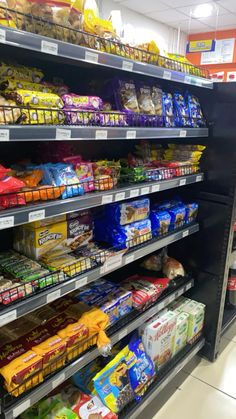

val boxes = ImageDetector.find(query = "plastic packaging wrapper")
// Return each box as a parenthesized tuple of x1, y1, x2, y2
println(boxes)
(62, 94, 103, 110)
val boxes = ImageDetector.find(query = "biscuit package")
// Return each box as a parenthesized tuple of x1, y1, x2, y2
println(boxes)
(136, 85, 155, 115)
(105, 198, 150, 226)
(115, 80, 139, 113)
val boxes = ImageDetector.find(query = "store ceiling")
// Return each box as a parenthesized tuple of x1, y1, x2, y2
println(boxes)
(113, 0, 236, 33)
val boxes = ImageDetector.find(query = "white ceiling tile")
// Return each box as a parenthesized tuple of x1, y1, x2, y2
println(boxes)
(121, 0, 168, 13)
(178, 2, 229, 18)
(201, 13, 236, 27)
(171, 20, 192, 31)
(145, 9, 185, 22)
(217, 0, 236, 13)
(162, 0, 210, 6)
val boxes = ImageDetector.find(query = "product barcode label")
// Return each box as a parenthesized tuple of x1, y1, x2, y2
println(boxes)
(95, 130, 107, 139)
(75, 276, 88, 289)
(151, 184, 160, 193)
(129, 189, 139, 198)
(101, 195, 113, 205)
(85, 50, 98, 63)
(0, 28, 6, 43)
(0, 216, 14, 229)
(101, 253, 123, 273)
(0, 129, 9, 141)
(185, 75, 192, 84)
(196, 175, 202, 182)
(163, 70, 172, 80)
(56, 128, 71, 139)
(41, 40, 58, 55)
(13, 400, 31, 418)
(0, 310, 17, 327)
(46, 289, 61, 303)
(179, 178, 187, 186)
(158, 301, 165, 310)
(122, 60, 133, 72)
(125, 254, 135, 265)
(52, 372, 66, 390)
(126, 130, 136, 139)
(186, 283, 192, 291)
(182, 230, 189, 238)
(119, 328, 128, 341)
(195, 79, 202, 87)
(180, 130, 187, 137)
(141, 186, 150, 195)
(115, 192, 125, 201)
(28, 209, 45, 223)
(169, 294, 175, 303)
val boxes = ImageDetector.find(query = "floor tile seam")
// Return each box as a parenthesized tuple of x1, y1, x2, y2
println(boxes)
(186, 374, 236, 401)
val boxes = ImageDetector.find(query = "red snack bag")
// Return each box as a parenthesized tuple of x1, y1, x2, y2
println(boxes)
(0, 176, 25, 194)
(0, 193, 26, 209)
(0, 164, 10, 180)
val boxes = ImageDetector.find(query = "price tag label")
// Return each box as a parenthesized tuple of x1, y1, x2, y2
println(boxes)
(158, 301, 165, 311)
(129, 189, 139, 198)
(101, 253, 123, 273)
(195, 79, 202, 87)
(28, 209, 45, 223)
(75, 276, 88, 289)
(13, 400, 31, 418)
(185, 75, 192, 84)
(85, 50, 99, 63)
(186, 283, 192, 291)
(125, 254, 135, 265)
(165, 298, 170, 305)
(163, 70, 172, 80)
(46, 289, 61, 303)
(41, 40, 58, 55)
(122, 60, 133, 72)
(0, 216, 14, 230)
(179, 178, 186, 186)
(126, 130, 136, 139)
(0, 28, 6, 43)
(0, 310, 17, 327)
(175, 289, 182, 298)
(196, 175, 202, 182)
(95, 130, 107, 139)
(56, 128, 71, 139)
(182, 230, 189, 238)
(141, 186, 150, 195)
(0, 129, 9, 141)
(115, 192, 125, 202)
(180, 130, 187, 137)
(151, 184, 160, 193)
(169, 294, 175, 303)
(52, 372, 66, 390)
(101, 195, 113, 205)
(119, 328, 128, 341)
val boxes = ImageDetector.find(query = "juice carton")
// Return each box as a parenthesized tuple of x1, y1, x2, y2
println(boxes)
(173, 312, 189, 355)
(182, 301, 205, 343)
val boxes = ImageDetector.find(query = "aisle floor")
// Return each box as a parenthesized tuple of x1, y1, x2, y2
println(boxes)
(140, 322, 236, 419)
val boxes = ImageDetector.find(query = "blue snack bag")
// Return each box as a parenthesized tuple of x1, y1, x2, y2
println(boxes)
(150, 210, 171, 237)
(168, 205, 186, 230)
(125, 337, 155, 401)
(185, 202, 198, 224)
(186, 93, 206, 128)
(173, 93, 191, 127)
(162, 92, 175, 127)
(51, 163, 84, 199)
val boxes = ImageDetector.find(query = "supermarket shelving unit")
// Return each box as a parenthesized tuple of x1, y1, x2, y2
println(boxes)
(0, 14, 234, 419)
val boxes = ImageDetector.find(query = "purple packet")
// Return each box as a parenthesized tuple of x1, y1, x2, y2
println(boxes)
(61, 94, 103, 110)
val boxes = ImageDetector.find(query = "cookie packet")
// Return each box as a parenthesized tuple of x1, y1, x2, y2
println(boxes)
(150, 210, 171, 237)
(137, 84, 155, 115)
(173, 93, 191, 127)
(114, 79, 140, 113)
(186, 93, 206, 127)
(162, 92, 175, 127)
(105, 198, 150, 226)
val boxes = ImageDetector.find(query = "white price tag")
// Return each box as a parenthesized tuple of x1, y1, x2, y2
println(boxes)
(52, 372, 66, 390)
(0, 216, 14, 229)
(129, 189, 139, 198)
(182, 230, 189, 238)
(185, 75, 192, 84)
(169, 294, 175, 303)
(102, 253, 123, 273)
(125, 254, 135, 265)
(163, 70, 172, 80)
(0, 28, 6, 43)
(196, 175, 202, 182)
(126, 130, 136, 139)
(165, 298, 170, 305)
(158, 301, 165, 311)
(28, 209, 45, 223)
(85, 50, 98, 63)
(151, 184, 160, 193)
(195, 79, 202, 87)
(0, 310, 17, 327)
(180, 130, 187, 137)
(101, 195, 113, 205)
(56, 128, 71, 139)
(115, 192, 125, 202)
(119, 328, 128, 341)
(141, 186, 150, 195)
(0, 129, 9, 141)
(179, 178, 186, 186)
(122, 60, 133, 72)
(75, 276, 88, 289)
(41, 40, 58, 55)
(13, 400, 31, 418)
(186, 283, 192, 291)
(95, 130, 107, 139)
(46, 289, 61, 303)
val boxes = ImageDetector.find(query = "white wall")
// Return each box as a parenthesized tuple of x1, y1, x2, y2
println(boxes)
(98, 0, 187, 55)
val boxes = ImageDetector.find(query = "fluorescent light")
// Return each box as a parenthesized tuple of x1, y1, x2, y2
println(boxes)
(192, 3, 213, 18)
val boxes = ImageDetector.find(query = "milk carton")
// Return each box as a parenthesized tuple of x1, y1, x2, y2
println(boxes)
(141, 310, 177, 369)
(183, 301, 205, 343)
(173, 312, 189, 355)
(168, 297, 191, 313)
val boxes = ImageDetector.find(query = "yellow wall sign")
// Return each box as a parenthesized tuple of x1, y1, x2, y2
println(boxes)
(186, 40, 216, 53)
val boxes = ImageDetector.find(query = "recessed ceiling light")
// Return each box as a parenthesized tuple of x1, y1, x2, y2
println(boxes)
(192, 3, 213, 18)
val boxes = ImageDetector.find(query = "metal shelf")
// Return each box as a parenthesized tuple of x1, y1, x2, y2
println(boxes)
(121, 337, 205, 419)
(221, 306, 236, 336)
(0, 125, 209, 142)
(0, 223, 199, 327)
(2, 279, 194, 419)
(229, 250, 236, 266)
(0, 173, 203, 230)
(0, 26, 213, 89)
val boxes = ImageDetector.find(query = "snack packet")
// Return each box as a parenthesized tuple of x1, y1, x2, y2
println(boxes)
(137, 85, 155, 115)
(115, 80, 139, 113)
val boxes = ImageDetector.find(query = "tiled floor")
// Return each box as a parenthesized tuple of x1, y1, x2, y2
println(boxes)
(140, 322, 236, 419)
